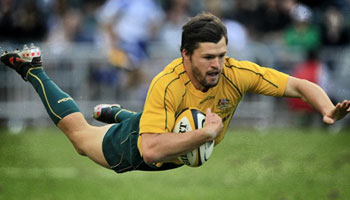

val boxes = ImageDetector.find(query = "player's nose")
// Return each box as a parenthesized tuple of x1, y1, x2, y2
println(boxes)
(210, 57, 220, 69)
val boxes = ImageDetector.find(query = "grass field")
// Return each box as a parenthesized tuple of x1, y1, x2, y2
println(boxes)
(0, 127, 349, 200)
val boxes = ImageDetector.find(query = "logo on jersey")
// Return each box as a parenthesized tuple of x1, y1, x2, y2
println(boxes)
(217, 99, 231, 109)
(217, 98, 233, 116)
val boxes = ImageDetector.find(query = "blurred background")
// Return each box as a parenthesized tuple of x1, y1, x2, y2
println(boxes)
(1, 1, 350, 199)
(0, 0, 349, 132)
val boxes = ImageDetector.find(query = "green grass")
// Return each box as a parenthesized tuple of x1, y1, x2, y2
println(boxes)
(0, 127, 349, 200)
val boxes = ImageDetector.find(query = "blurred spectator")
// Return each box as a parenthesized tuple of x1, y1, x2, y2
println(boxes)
(229, 0, 259, 36)
(0, 0, 16, 41)
(321, 6, 350, 47)
(287, 50, 332, 126)
(204, 0, 250, 59)
(158, 0, 191, 55)
(96, 0, 165, 89)
(97, 0, 164, 69)
(46, 9, 84, 53)
(279, 0, 297, 13)
(0, 0, 47, 43)
(252, 0, 292, 42)
(283, 3, 321, 52)
(45, 0, 104, 53)
(78, 1, 104, 43)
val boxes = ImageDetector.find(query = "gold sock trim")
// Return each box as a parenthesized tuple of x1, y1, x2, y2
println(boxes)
(114, 109, 136, 123)
(28, 68, 62, 120)
(114, 109, 123, 123)
(25, 67, 43, 80)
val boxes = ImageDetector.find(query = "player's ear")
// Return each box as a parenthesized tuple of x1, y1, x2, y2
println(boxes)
(181, 49, 190, 60)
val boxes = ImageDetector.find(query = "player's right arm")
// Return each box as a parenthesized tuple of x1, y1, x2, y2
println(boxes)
(284, 76, 350, 124)
(140, 108, 223, 164)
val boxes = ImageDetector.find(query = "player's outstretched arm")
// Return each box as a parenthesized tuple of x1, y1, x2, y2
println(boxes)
(140, 108, 223, 164)
(283, 76, 350, 124)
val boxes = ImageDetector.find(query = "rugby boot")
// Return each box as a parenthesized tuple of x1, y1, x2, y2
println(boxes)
(93, 104, 137, 124)
(1, 44, 42, 81)
(93, 104, 122, 124)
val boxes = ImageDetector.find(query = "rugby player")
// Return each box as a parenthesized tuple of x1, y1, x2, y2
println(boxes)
(1, 13, 349, 173)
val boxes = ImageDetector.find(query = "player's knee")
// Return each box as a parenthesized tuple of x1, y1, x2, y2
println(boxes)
(74, 146, 87, 156)
(71, 140, 87, 156)
(78, 150, 87, 156)
(67, 131, 89, 156)
(71, 138, 87, 156)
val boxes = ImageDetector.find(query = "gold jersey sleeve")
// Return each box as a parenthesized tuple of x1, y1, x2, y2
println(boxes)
(225, 57, 289, 97)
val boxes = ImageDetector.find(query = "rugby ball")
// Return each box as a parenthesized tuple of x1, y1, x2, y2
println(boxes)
(173, 108, 214, 167)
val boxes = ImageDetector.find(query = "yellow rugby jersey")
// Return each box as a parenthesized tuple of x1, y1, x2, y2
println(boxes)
(138, 57, 289, 155)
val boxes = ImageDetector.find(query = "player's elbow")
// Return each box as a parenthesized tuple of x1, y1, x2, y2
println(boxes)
(141, 149, 158, 164)
(141, 145, 164, 164)
(285, 77, 315, 98)
(140, 134, 162, 164)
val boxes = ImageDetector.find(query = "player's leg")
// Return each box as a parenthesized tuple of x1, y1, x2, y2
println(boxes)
(0, 46, 111, 168)
(57, 112, 112, 167)
(93, 104, 137, 124)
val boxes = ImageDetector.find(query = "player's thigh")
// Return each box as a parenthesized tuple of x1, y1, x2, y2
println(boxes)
(77, 125, 113, 168)
(57, 112, 112, 168)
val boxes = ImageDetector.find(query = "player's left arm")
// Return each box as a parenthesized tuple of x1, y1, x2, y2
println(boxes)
(283, 76, 350, 124)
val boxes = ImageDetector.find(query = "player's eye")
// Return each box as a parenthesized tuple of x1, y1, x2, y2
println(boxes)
(204, 55, 216, 60)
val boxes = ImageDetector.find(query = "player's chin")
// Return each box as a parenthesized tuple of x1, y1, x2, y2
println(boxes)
(202, 80, 219, 89)
(205, 76, 219, 86)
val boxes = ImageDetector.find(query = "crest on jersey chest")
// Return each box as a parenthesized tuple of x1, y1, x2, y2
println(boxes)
(217, 98, 231, 109)
(216, 98, 233, 116)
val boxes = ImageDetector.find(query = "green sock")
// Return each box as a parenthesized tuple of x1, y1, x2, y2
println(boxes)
(112, 107, 137, 123)
(26, 67, 80, 125)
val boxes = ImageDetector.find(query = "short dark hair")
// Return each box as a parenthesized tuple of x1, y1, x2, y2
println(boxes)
(180, 12, 228, 55)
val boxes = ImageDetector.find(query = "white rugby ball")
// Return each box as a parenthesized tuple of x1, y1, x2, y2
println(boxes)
(173, 108, 214, 167)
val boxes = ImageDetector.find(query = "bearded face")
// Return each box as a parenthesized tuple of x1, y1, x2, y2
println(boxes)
(184, 36, 227, 92)
(191, 57, 221, 89)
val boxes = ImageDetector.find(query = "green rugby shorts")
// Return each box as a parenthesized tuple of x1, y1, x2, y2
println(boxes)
(102, 112, 183, 173)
